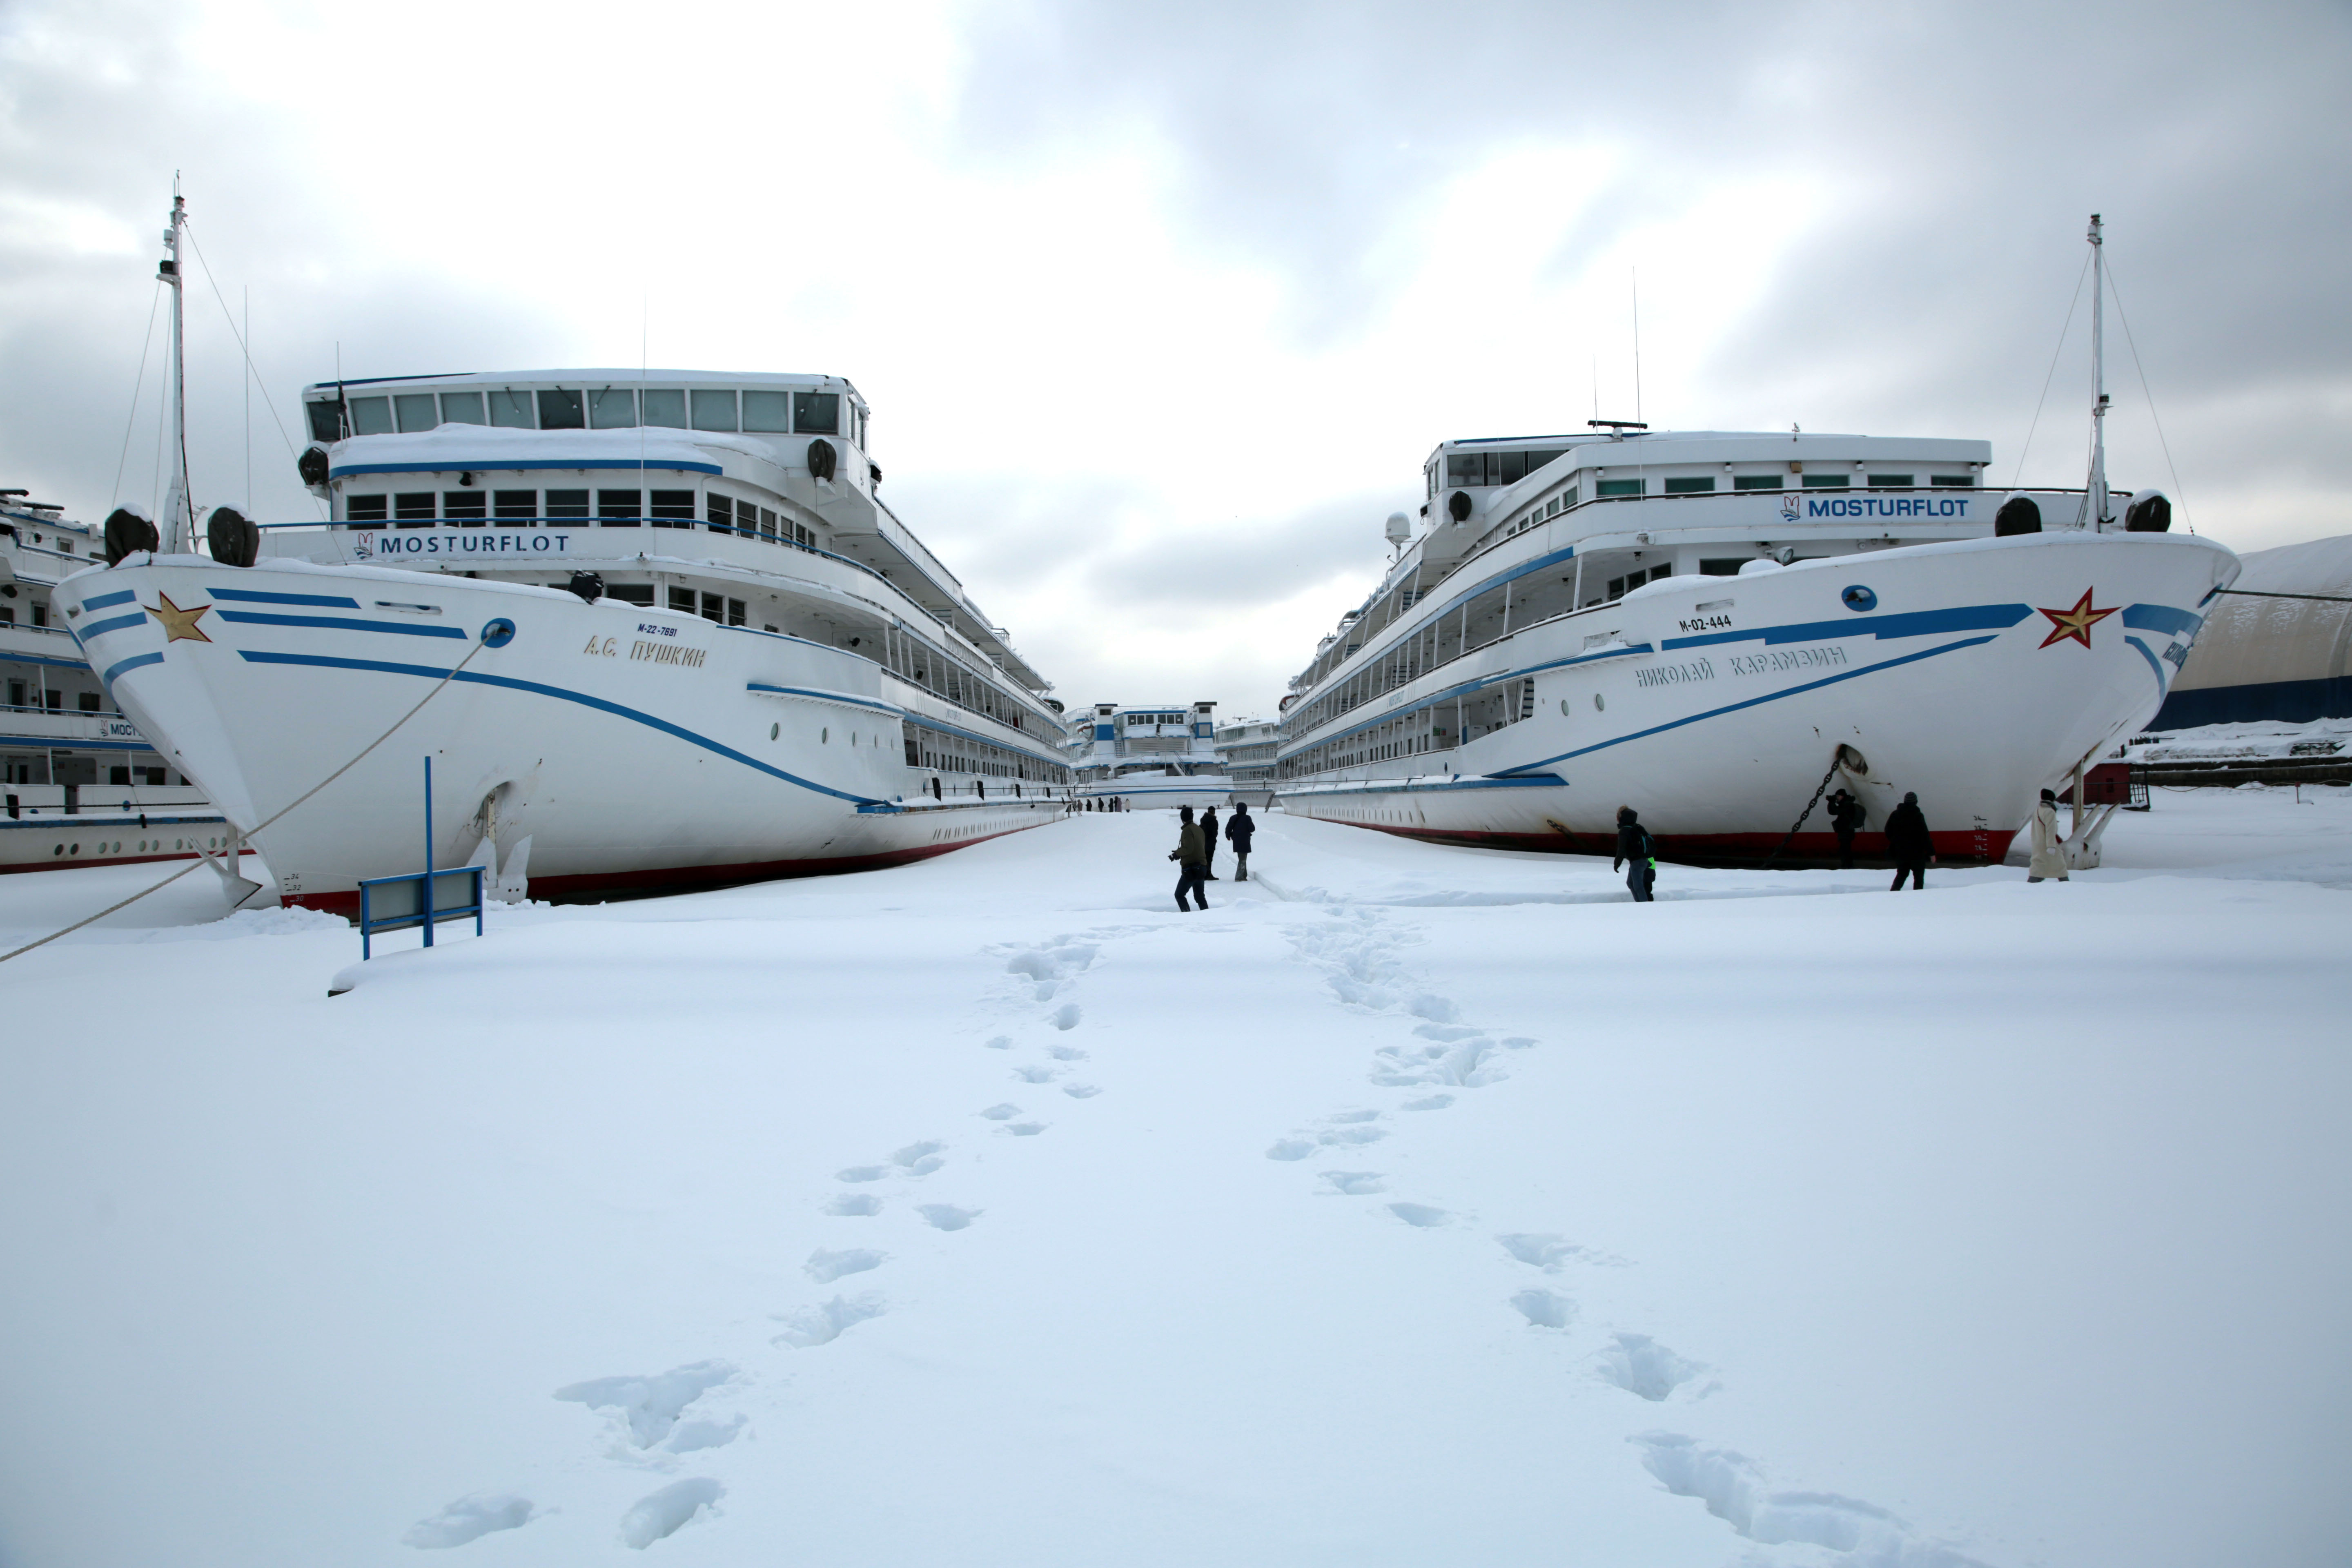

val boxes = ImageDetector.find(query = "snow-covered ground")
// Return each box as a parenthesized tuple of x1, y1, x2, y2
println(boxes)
(2, 790, 2348, 1568)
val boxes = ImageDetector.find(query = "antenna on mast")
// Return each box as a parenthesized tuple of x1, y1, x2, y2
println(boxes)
(156, 178, 191, 553)
(1631, 268, 1643, 427)
(2086, 213, 2110, 528)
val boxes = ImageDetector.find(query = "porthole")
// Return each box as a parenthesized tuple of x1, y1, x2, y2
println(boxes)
(771, 722, 780, 740)
(52, 845, 62, 857)
(69, 843, 79, 854)
(1560, 698, 1570, 715)
(822, 727, 829, 744)
(1594, 693, 1606, 711)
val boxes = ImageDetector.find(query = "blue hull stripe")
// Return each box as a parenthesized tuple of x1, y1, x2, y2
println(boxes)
(1280, 642, 1653, 762)
(232, 650, 884, 805)
(745, 682, 902, 717)
(1288, 773, 1568, 797)
(216, 610, 468, 639)
(79, 589, 139, 612)
(1494, 635, 1996, 775)
(3, 651, 98, 673)
(211, 588, 365, 609)
(1662, 602, 2030, 651)
(330, 458, 724, 479)
(101, 651, 166, 687)
(2122, 603, 2201, 638)
(78, 612, 148, 641)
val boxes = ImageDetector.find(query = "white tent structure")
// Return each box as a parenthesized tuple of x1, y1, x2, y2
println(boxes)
(2155, 534, 2352, 727)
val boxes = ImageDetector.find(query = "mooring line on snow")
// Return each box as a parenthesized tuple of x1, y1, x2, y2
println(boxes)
(0, 639, 490, 967)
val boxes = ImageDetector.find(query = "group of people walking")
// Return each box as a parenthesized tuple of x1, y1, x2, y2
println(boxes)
(1143, 786, 2076, 911)
(1169, 802, 1254, 911)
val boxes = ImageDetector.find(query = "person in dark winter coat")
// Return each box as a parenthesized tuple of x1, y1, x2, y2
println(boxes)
(1611, 805, 1656, 903)
(1200, 806, 1221, 879)
(1884, 791, 1932, 890)
(1226, 801, 1256, 880)
(1826, 786, 1865, 869)
(1170, 805, 1209, 911)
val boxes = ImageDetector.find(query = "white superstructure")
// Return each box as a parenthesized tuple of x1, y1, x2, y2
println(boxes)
(1276, 219, 2237, 864)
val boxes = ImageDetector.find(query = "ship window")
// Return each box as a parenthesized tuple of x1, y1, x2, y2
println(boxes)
(758, 506, 778, 540)
(741, 390, 790, 432)
(1597, 479, 1644, 498)
(439, 391, 485, 425)
(394, 393, 439, 432)
(306, 400, 344, 441)
(706, 494, 735, 532)
(1664, 477, 1714, 494)
(690, 390, 738, 432)
(1931, 474, 1976, 488)
(793, 391, 840, 435)
(1700, 558, 1744, 576)
(650, 489, 695, 527)
(544, 488, 590, 523)
(537, 390, 585, 430)
(349, 396, 393, 435)
(1801, 473, 1849, 488)
(347, 494, 388, 522)
(1494, 451, 1527, 485)
(1869, 473, 1914, 488)
(609, 584, 654, 606)
(598, 489, 642, 525)
(641, 389, 686, 428)
(394, 492, 437, 524)
(1607, 576, 1626, 600)
(589, 388, 637, 429)
(494, 488, 536, 520)
(489, 390, 535, 428)
(1446, 453, 1482, 486)
(669, 588, 695, 612)
(1562, 484, 1578, 507)
(726, 597, 746, 626)
(1544, 497, 1560, 517)
(443, 490, 487, 524)
(698, 592, 724, 624)
(1733, 474, 1782, 490)
(78, 692, 101, 712)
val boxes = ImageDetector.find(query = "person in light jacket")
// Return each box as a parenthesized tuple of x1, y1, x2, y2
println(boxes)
(2027, 787, 2071, 883)
(1226, 800, 1256, 880)
(1170, 805, 1210, 911)
(1884, 791, 1933, 891)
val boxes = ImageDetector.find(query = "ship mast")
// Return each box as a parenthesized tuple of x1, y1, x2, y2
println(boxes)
(2086, 212, 2110, 529)
(157, 182, 192, 554)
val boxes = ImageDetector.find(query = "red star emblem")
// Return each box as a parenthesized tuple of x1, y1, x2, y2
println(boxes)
(2036, 588, 2118, 649)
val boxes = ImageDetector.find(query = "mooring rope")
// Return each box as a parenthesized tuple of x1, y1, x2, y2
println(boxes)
(0, 638, 489, 966)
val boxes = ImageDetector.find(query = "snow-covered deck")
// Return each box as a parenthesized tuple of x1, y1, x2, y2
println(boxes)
(2, 787, 2346, 1565)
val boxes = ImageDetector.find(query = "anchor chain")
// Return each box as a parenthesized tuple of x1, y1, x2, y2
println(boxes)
(1763, 757, 1843, 866)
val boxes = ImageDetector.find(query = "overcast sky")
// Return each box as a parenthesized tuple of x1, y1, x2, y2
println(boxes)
(3, 0, 2347, 718)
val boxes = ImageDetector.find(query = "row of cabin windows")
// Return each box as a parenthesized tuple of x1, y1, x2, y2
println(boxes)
(341, 489, 817, 548)
(1494, 472, 1980, 540)
(590, 584, 749, 627)
(0, 601, 51, 627)
(6, 682, 103, 712)
(2, 758, 180, 786)
(312, 388, 851, 442)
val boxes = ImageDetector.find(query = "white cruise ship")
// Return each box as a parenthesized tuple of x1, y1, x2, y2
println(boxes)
(1065, 702, 1234, 810)
(1275, 221, 2236, 864)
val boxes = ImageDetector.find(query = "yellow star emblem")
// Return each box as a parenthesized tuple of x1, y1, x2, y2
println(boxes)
(145, 592, 214, 644)
(2035, 588, 2118, 650)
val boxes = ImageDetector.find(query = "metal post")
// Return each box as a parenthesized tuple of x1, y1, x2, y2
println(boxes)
(422, 755, 434, 948)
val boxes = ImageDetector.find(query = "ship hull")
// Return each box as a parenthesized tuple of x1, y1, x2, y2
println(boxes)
(1278, 532, 2238, 865)
(71, 559, 1065, 911)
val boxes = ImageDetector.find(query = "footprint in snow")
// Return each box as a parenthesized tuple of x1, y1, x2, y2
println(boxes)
(1497, 1233, 1580, 1270)
(826, 1194, 882, 1216)
(804, 1247, 885, 1283)
(402, 1494, 536, 1548)
(985, 1035, 1014, 1050)
(1402, 1094, 1454, 1111)
(1319, 1125, 1386, 1146)
(772, 1294, 885, 1348)
(1051, 1003, 1083, 1031)
(1005, 1122, 1049, 1136)
(1321, 1171, 1388, 1195)
(664, 1414, 746, 1454)
(1013, 1065, 1060, 1083)
(893, 1140, 946, 1175)
(554, 1361, 735, 1448)
(1597, 1332, 1705, 1401)
(1063, 1083, 1103, 1098)
(1265, 1139, 1315, 1161)
(1389, 1202, 1448, 1228)
(918, 1203, 982, 1231)
(1326, 1109, 1381, 1123)
(1511, 1288, 1574, 1329)
(1632, 1436, 1972, 1565)
(618, 1478, 723, 1550)
(978, 1103, 1022, 1120)
(835, 1166, 888, 1184)
(1047, 1044, 1088, 1061)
